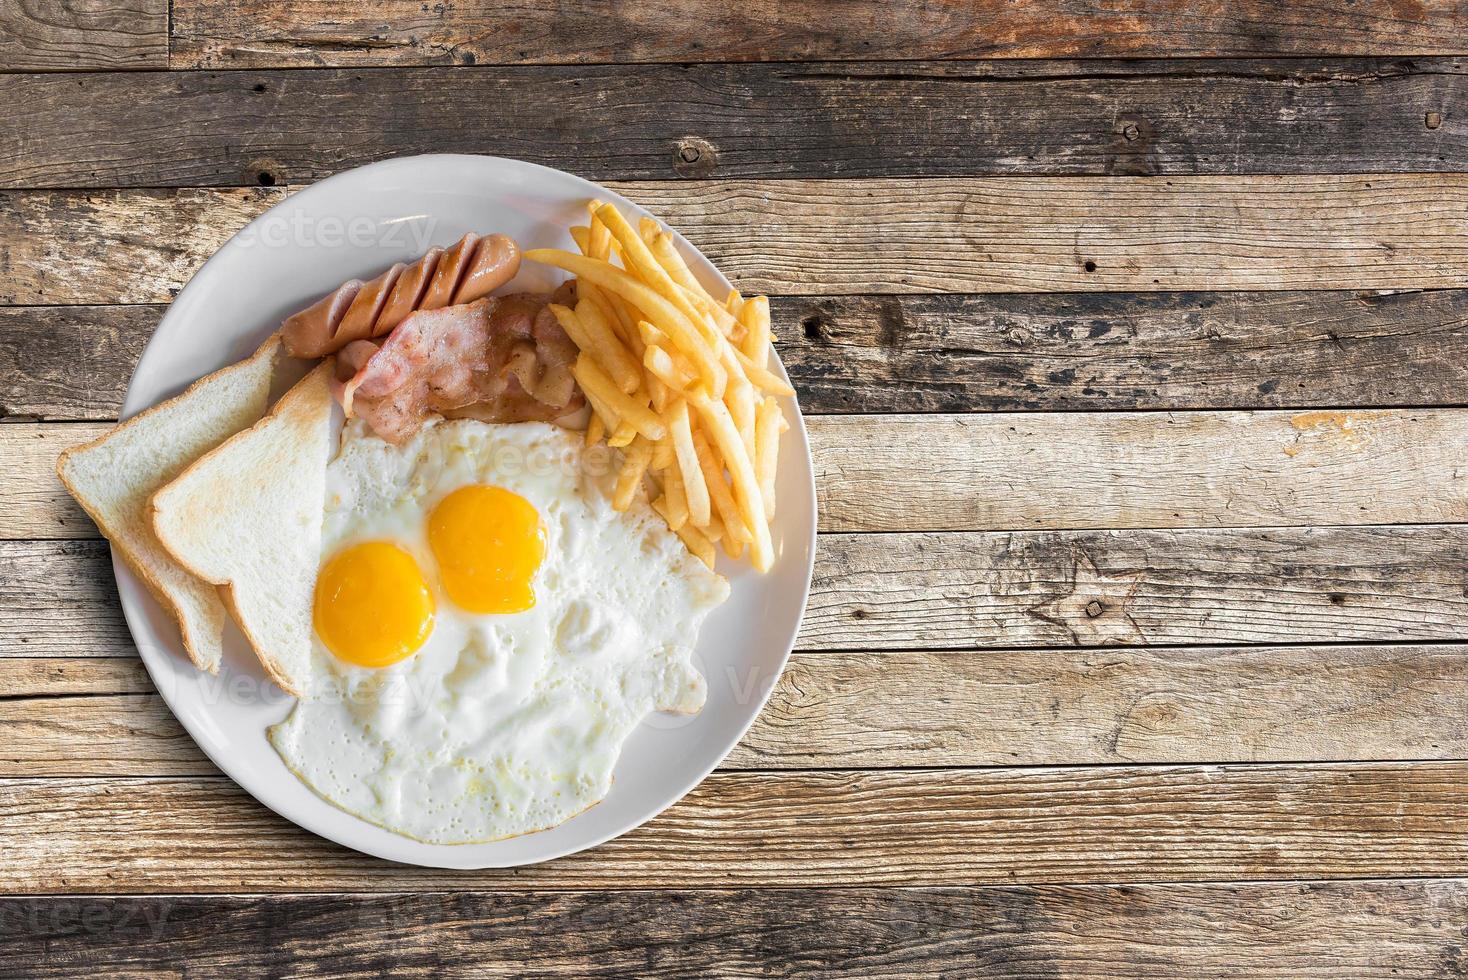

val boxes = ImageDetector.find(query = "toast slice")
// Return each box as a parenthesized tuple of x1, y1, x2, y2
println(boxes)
(151, 361, 335, 697)
(56, 335, 283, 673)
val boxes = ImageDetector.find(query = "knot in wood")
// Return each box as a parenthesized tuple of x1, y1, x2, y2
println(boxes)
(673, 137, 718, 178)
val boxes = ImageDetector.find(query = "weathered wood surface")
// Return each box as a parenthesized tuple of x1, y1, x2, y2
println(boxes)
(14, 408, 1468, 538)
(778, 289, 1468, 413)
(7, 643, 1467, 775)
(0, 0, 167, 72)
(11, 290, 1468, 421)
(5, 880, 1466, 979)
(6, 762, 1468, 891)
(7, 177, 1466, 303)
(5, 59, 1466, 187)
(8, 526, 1468, 658)
(0, 306, 154, 420)
(168, 0, 1468, 67)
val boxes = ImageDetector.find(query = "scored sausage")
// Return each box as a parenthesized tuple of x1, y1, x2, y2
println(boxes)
(281, 233, 521, 358)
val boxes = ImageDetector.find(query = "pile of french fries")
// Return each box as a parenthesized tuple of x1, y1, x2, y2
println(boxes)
(524, 200, 790, 572)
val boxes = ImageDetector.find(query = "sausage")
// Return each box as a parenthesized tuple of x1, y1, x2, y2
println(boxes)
(280, 233, 522, 359)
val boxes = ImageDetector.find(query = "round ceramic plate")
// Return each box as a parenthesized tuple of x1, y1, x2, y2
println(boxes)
(118, 154, 818, 868)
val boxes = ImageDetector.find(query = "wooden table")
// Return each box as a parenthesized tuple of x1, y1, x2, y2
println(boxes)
(3, 2, 1468, 975)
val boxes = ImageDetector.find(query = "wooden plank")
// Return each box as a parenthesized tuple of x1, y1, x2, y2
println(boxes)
(7, 644, 1468, 776)
(620, 176, 1468, 295)
(17, 409, 1468, 538)
(168, 1, 1468, 66)
(12, 290, 1468, 420)
(5, 60, 1467, 187)
(5, 177, 1465, 303)
(804, 526, 1468, 650)
(0, 306, 154, 421)
(5, 762, 1467, 891)
(0, 0, 167, 71)
(0, 657, 148, 697)
(777, 289, 1468, 413)
(8, 526, 1468, 659)
(0, 188, 283, 305)
(4, 880, 1465, 978)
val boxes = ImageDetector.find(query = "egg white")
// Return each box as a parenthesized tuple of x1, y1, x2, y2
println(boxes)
(269, 418, 729, 844)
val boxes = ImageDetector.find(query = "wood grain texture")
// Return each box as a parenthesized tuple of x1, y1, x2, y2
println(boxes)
(6, 763, 1468, 891)
(7, 644, 1468, 775)
(778, 289, 1468, 413)
(11, 290, 1468, 420)
(0, 188, 282, 305)
(5, 880, 1466, 978)
(15, 408, 1468, 538)
(0, 0, 166, 71)
(168, 0, 1468, 66)
(806, 526, 1468, 650)
(621, 176, 1468, 295)
(809, 409, 1468, 532)
(5, 60, 1467, 186)
(6, 177, 1466, 303)
(0, 306, 155, 420)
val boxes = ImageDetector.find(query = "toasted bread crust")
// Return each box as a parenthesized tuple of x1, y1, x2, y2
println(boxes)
(55, 335, 283, 672)
(150, 360, 335, 697)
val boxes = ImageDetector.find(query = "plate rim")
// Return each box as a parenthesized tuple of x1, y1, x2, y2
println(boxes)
(114, 153, 818, 869)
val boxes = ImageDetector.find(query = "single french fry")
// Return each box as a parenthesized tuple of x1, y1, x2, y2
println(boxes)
(524, 249, 725, 394)
(652, 434, 675, 470)
(730, 344, 795, 397)
(607, 422, 637, 448)
(644, 343, 696, 393)
(739, 295, 772, 369)
(639, 216, 660, 245)
(569, 225, 592, 255)
(755, 396, 782, 521)
(551, 303, 641, 395)
(689, 386, 772, 571)
(668, 399, 711, 526)
(725, 376, 757, 460)
(723, 533, 745, 561)
(693, 427, 749, 545)
(588, 201, 612, 260)
(571, 354, 666, 441)
(582, 385, 620, 433)
(662, 464, 690, 531)
(613, 436, 653, 510)
(651, 496, 715, 569)
(585, 413, 604, 447)
(726, 289, 744, 318)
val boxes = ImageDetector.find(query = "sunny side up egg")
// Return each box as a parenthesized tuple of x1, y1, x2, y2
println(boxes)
(269, 418, 730, 844)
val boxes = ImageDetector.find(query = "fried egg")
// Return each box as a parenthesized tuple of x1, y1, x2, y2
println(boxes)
(269, 418, 729, 844)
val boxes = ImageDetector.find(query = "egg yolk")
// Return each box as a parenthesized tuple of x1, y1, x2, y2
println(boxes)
(428, 485, 545, 614)
(313, 541, 435, 668)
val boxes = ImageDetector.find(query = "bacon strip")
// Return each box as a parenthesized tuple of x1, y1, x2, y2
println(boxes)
(334, 286, 583, 444)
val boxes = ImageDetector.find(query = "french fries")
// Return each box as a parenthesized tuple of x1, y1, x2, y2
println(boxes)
(525, 202, 792, 573)
(550, 303, 640, 395)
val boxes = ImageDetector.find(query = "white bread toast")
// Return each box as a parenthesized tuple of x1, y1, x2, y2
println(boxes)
(150, 361, 335, 697)
(55, 336, 283, 673)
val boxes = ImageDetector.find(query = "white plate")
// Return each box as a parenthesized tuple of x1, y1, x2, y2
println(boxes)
(117, 154, 817, 868)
